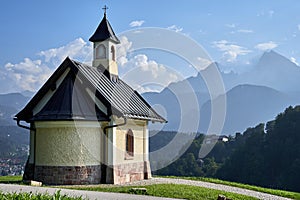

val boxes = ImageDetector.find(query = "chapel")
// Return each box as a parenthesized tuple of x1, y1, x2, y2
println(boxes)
(15, 6, 166, 185)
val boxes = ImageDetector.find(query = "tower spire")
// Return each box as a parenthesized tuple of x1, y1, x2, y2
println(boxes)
(90, 5, 120, 76)
(102, 5, 108, 17)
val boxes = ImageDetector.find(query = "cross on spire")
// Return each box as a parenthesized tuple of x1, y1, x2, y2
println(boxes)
(102, 5, 108, 16)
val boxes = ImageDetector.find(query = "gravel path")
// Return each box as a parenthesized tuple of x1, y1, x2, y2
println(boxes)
(119, 177, 292, 200)
(0, 178, 293, 200)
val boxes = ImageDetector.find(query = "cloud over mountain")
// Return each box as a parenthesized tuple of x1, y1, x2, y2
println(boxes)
(255, 41, 278, 51)
(1, 38, 92, 93)
(212, 40, 252, 62)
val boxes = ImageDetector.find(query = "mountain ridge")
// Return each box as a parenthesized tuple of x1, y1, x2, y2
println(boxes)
(143, 50, 300, 134)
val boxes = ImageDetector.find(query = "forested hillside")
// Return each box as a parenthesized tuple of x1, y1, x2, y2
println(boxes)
(154, 105, 300, 192)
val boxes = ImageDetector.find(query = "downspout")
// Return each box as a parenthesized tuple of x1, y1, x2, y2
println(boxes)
(102, 117, 127, 183)
(15, 118, 36, 180)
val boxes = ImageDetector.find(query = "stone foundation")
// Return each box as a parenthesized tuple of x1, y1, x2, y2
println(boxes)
(113, 161, 151, 184)
(31, 162, 151, 185)
(34, 165, 101, 185)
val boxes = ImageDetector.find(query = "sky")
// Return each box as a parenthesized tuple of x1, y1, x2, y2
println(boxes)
(1, 0, 300, 93)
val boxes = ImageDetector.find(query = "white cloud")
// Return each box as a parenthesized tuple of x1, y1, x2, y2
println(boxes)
(2, 38, 93, 93)
(116, 36, 132, 67)
(225, 23, 236, 28)
(255, 41, 278, 51)
(196, 57, 212, 69)
(2, 35, 180, 94)
(115, 36, 181, 93)
(237, 29, 254, 33)
(167, 25, 183, 33)
(129, 20, 145, 27)
(290, 57, 299, 65)
(212, 40, 252, 62)
(257, 10, 275, 18)
(39, 38, 93, 66)
(121, 54, 182, 93)
(132, 84, 161, 94)
(4, 58, 52, 92)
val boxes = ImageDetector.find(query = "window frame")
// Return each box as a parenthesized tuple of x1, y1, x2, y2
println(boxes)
(125, 129, 134, 159)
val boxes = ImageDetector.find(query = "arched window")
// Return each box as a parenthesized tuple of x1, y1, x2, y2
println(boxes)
(111, 45, 115, 61)
(96, 44, 106, 59)
(126, 129, 134, 157)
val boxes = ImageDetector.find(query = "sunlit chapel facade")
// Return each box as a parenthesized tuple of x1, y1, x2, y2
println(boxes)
(15, 7, 166, 185)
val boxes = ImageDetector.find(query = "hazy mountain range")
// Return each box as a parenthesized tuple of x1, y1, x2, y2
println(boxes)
(143, 50, 300, 134)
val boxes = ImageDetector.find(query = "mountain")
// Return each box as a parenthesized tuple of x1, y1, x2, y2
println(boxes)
(0, 93, 29, 126)
(240, 50, 300, 92)
(200, 84, 296, 134)
(0, 93, 29, 110)
(21, 90, 35, 98)
(0, 126, 28, 157)
(143, 88, 209, 132)
(0, 93, 29, 160)
(143, 51, 300, 134)
(0, 105, 19, 126)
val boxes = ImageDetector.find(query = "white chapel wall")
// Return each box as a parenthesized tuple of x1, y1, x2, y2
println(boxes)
(34, 121, 102, 166)
(114, 118, 146, 165)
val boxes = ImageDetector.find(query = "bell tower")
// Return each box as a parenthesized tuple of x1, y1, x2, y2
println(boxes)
(89, 5, 120, 76)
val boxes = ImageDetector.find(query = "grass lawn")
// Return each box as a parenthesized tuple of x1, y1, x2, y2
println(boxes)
(161, 176, 300, 200)
(0, 175, 22, 184)
(67, 183, 258, 200)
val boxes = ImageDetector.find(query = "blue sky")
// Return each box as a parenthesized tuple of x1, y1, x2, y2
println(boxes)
(1, 0, 300, 93)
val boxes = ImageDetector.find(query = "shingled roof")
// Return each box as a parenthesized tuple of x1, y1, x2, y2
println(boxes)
(15, 57, 166, 123)
(89, 13, 120, 43)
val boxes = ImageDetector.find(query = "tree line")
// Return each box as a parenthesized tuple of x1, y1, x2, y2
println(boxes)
(152, 105, 300, 192)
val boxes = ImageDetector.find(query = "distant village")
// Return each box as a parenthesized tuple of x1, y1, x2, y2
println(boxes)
(0, 146, 28, 176)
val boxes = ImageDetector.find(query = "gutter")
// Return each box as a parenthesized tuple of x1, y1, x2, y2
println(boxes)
(103, 117, 127, 133)
(14, 117, 35, 131)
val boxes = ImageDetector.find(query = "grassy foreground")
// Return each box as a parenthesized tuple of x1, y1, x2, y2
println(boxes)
(161, 176, 300, 200)
(0, 176, 256, 200)
(0, 175, 22, 183)
(68, 183, 257, 200)
(1, 176, 299, 199)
